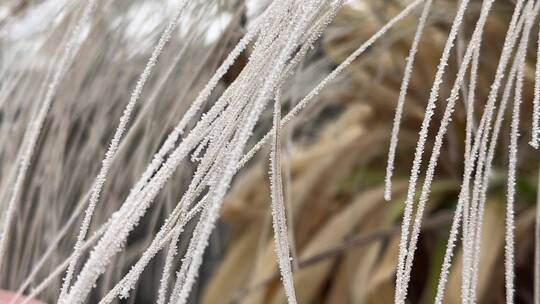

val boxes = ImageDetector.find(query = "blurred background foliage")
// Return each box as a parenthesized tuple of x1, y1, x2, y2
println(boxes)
(0, 0, 538, 303)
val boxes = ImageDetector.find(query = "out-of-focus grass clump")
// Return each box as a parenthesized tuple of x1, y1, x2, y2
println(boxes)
(0, 0, 538, 303)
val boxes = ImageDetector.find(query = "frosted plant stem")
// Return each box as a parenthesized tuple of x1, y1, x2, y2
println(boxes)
(19, 132, 217, 303)
(269, 90, 297, 303)
(435, 87, 497, 304)
(167, 204, 212, 304)
(168, 3, 332, 303)
(167, 100, 255, 298)
(10, 5, 320, 302)
(24, 1, 419, 301)
(531, 24, 540, 148)
(27, 14, 326, 296)
(105, 27, 308, 301)
(534, 163, 540, 304)
(15, 36, 190, 295)
(462, 97, 489, 304)
(238, 0, 425, 170)
(168, 104, 246, 291)
(34, 17, 260, 295)
(156, 226, 183, 304)
(68, 23, 274, 303)
(434, 1, 527, 301)
(398, 1, 494, 301)
(222, 12, 334, 292)
(166, 12, 305, 302)
(62, 23, 267, 300)
(283, 123, 298, 270)
(58, 1, 190, 301)
(459, 46, 480, 291)
(100, 103, 235, 302)
(98, 196, 208, 304)
(0, 0, 98, 275)
(115, 103, 231, 294)
(19, 7, 338, 294)
(461, 45, 480, 241)
(132, 21, 262, 190)
(465, 51, 511, 304)
(505, 14, 532, 304)
(470, 4, 532, 302)
(120, 32, 196, 146)
(457, 28, 469, 104)
(470, 2, 539, 296)
(63, 109, 214, 303)
(162, 16, 263, 139)
(115, 131, 230, 300)
(434, 188, 466, 304)
(160, 95, 253, 304)
(63, 15, 260, 283)
(0, 60, 59, 207)
(472, 70, 516, 292)
(394, 0, 472, 301)
(384, 0, 433, 201)
(470, 51, 519, 303)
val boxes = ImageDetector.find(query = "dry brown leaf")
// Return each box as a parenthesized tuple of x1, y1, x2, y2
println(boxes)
(362, 237, 401, 304)
(445, 200, 505, 304)
(202, 223, 263, 304)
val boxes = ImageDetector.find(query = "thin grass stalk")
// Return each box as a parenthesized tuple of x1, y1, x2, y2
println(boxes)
(384, 0, 433, 201)
(156, 223, 183, 304)
(399, 1, 495, 300)
(269, 89, 297, 303)
(434, 1, 527, 301)
(531, 24, 540, 148)
(469, 37, 520, 302)
(459, 44, 480, 297)
(504, 2, 540, 300)
(394, 0, 472, 301)
(534, 164, 540, 304)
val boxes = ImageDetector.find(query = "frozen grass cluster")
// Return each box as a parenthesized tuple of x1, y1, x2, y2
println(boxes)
(0, 0, 539, 303)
